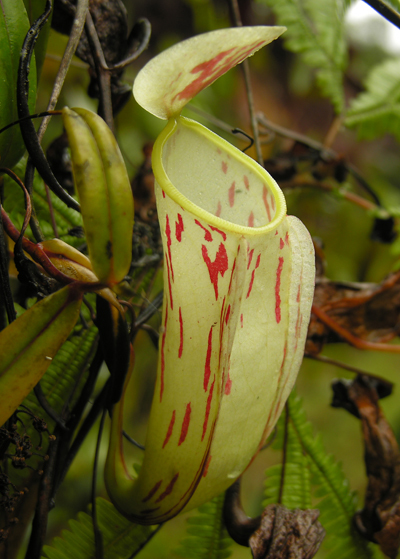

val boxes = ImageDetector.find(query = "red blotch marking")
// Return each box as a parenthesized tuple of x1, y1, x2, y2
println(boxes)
(294, 311, 303, 351)
(225, 304, 231, 325)
(285, 231, 289, 245)
(165, 215, 174, 281)
(162, 410, 176, 448)
(160, 305, 168, 402)
(201, 242, 229, 300)
(240, 313, 244, 328)
(228, 257, 236, 294)
(222, 161, 228, 174)
(202, 455, 212, 477)
(204, 326, 213, 391)
(216, 201, 222, 217)
(209, 225, 227, 241)
(175, 214, 184, 242)
(271, 194, 275, 211)
(224, 372, 232, 395)
(162, 190, 166, 198)
(178, 307, 184, 358)
(280, 237, 284, 250)
(248, 211, 254, 227)
(202, 378, 215, 441)
(173, 41, 266, 103)
(275, 257, 284, 323)
(155, 473, 180, 503)
(195, 219, 213, 242)
(228, 182, 235, 207)
(296, 284, 301, 303)
(165, 257, 174, 310)
(142, 480, 162, 502)
(178, 403, 191, 446)
(247, 248, 254, 270)
(244, 175, 249, 190)
(262, 185, 271, 221)
(246, 254, 261, 298)
(217, 148, 221, 155)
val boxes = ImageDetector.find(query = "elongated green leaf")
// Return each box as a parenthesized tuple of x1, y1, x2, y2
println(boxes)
(0, 0, 37, 169)
(0, 285, 82, 426)
(174, 494, 233, 559)
(257, 0, 347, 113)
(62, 107, 134, 285)
(345, 57, 400, 141)
(41, 497, 158, 559)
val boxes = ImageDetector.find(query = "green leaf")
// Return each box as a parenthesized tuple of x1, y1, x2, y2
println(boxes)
(62, 107, 134, 285)
(257, 0, 347, 113)
(0, 285, 82, 426)
(0, 0, 37, 169)
(174, 493, 233, 559)
(41, 497, 158, 559)
(345, 57, 400, 141)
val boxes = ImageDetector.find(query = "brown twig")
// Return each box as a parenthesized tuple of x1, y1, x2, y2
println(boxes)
(229, 0, 264, 166)
(282, 177, 378, 212)
(311, 304, 400, 353)
(258, 112, 383, 207)
(37, 0, 89, 142)
(278, 404, 289, 504)
(24, 432, 59, 559)
(84, 10, 114, 131)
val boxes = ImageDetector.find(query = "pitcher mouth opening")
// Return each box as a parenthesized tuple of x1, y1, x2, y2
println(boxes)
(152, 116, 286, 236)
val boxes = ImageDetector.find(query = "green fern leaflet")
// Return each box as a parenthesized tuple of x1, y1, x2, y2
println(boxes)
(345, 57, 400, 142)
(41, 497, 159, 559)
(264, 392, 384, 559)
(174, 493, 233, 559)
(256, 0, 347, 113)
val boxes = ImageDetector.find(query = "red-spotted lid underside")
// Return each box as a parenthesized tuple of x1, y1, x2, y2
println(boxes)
(133, 26, 285, 120)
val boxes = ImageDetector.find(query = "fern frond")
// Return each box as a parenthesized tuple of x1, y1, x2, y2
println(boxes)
(256, 0, 347, 113)
(174, 493, 233, 559)
(7, 326, 98, 494)
(345, 57, 400, 141)
(3, 157, 83, 246)
(23, 325, 98, 427)
(41, 497, 158, 559)
(264, 408, 311, 509)
(289, 394, 382, 559)
(263, 393, 383, 559)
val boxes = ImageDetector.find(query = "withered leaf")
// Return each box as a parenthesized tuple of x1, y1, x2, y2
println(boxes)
(249, 505, 325, 559)
(331, 375, 400, 559)
(306, 269, 400, 355)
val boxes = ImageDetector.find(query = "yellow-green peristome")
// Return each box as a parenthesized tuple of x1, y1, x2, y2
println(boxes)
(105, 26, 315, 524)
